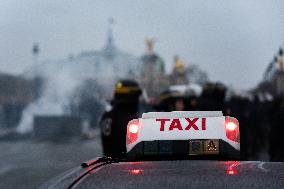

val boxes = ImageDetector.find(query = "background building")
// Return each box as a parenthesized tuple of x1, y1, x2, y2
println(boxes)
(0, 73, 37, 128)
(258, 47, 284, 97)
(139, 38, 169, 99)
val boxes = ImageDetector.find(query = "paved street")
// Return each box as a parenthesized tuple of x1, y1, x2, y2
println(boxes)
(0, 136, 102, 189)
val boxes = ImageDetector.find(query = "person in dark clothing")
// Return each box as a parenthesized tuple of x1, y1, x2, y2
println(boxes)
(199, 82, 227, 112)
(100, 79, 142, 158)
(157, 89, 186, 111)
(269, 97, 284, 161)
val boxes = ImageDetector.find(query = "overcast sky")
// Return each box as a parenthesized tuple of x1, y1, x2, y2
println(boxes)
(0, 0, 283, 89)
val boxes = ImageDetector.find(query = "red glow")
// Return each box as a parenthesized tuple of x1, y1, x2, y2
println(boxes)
(128, 124, 139, 134)
(226, 122, 237, 131)
(129, 169, 143, 175)
(126, 119, 139, 144)
(226, 169, 238, 175)
(225, 117, 240, 142)
(224, 161, 240, 175)
(129, 162, 143, 165)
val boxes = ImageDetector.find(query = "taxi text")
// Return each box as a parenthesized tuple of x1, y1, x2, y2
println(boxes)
(156, 118, 206, 131)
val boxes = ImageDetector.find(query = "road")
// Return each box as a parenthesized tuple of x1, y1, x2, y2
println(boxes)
(0, 136, 102, 189)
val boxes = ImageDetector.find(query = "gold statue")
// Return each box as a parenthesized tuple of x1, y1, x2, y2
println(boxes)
(174, 56, 185, 72)
(145, 38, 155, 53)
(278, 57, 284, 71)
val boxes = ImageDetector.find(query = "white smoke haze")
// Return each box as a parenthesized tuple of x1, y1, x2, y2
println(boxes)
(17, 49, 140, 133)
(17, 63, 83, 133)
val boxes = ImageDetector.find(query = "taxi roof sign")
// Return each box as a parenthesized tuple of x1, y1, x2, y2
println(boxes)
(142, 111, 223, 119)
(127, 111, 240, 156)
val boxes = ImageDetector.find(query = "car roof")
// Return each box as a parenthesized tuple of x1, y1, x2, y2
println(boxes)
(73, 160, 283, 189)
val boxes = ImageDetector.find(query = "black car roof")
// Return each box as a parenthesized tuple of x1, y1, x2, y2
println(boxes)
(71, 160, 283, 189)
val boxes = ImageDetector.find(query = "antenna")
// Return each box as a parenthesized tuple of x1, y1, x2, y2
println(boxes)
(104, 17, 116, 57)
(32, 43, 40, 76)
(106, 17, 115, 48)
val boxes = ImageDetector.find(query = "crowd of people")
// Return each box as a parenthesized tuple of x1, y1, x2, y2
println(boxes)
(100, 79, 284, 161)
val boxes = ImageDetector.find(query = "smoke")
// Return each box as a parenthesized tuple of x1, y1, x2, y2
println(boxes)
(17, 50, 140, 134)
(17, 65, 82, 134)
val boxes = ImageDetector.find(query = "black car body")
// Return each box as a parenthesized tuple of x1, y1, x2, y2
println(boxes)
(40, 159, 284, 189)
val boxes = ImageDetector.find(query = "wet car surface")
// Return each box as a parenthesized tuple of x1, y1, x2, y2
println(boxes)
(41, 160, 284, 189)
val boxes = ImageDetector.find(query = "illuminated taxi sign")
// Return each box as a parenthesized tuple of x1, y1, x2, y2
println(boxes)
(156, 118, 206, 131)
(126, 111, 240, 157)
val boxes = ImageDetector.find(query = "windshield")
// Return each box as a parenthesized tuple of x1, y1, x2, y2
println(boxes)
(0, 1, 283, 189)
